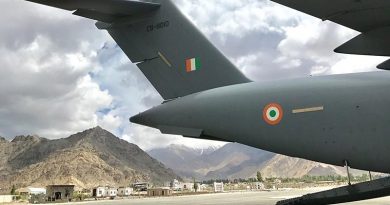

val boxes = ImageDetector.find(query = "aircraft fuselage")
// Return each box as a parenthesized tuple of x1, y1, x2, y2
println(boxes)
(131, 71, 390, 173)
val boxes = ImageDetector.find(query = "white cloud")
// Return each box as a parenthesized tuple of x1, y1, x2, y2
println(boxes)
(273, 56, 302, 69)
(0, 0, 113, 139)
(278, 19, 357, 64)
(328, 55, 387, 74)
(176, 0, 302, 38)
(98, 113, 122, 136)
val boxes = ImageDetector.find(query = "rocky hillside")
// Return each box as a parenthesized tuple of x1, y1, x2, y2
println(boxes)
(260, 154, 351, 178)
(149, 143, 368, 180)
(0, 127, 179, 192)
(149, 143, 275, 180)
(148, 144, 218, 172)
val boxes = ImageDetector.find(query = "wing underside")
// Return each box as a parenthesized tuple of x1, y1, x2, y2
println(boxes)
(27, 0, 160, 22)
(272, 0, 390, 69)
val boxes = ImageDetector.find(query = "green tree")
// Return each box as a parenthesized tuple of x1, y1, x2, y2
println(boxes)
(10, 185, 16, 195)
(256, 171, 263, 182)
(193, 178, 198, 192)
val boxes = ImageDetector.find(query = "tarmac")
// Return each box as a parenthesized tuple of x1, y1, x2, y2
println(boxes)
(46, 188, 390, 205)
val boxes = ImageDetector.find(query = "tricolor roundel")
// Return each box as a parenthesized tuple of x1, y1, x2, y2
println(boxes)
(263, 103, 283, 125)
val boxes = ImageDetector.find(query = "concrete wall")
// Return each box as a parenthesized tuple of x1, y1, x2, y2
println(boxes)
(0, 195, 13, 203)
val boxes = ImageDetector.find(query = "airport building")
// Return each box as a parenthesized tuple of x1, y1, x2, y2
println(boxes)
(46, 185, 75, 202)
(107, 187, 118, 198)
(182, 183, 194, 191)
(147, 187, 172, 197)
(17, 187, 46, 196)
(92, 186, 118, 198)
(251, 182, 265, 190)
(92, 187, 107, 198)
(0, 195, 14, 203)
(170, 179, 181, 191)
(117, 187, 133, 197)
(133, 182, 149, 191)
(213, 182, 224, 192)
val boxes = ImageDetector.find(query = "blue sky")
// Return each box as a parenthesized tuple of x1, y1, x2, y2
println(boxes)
(0, 0, 386, 150)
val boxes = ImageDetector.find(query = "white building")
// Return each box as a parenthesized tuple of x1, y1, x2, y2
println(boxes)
(199, 184, 209, 192)
(213, 182, 224, 192)
(182, 183, 194, 191)
(106, 187, 117, 198)
(92, 186, 117, 198)
(170, 179, 181, 191)
(0, 195, 14, 203)
(117, 187, 133, 197)
(17, 187, 46, 196)
(92, 187, 106, 198)
(251, 182, 265, 190)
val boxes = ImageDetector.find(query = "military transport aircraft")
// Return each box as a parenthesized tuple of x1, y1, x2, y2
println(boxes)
(22, 0, 390, 204)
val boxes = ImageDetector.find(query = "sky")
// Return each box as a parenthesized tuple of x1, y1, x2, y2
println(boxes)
(0, 0, 387, 150)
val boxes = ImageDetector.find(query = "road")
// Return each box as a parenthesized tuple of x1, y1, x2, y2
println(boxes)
(45, 189, 390, 205)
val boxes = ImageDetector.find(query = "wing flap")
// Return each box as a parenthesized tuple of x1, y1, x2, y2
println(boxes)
(157, 125, 233, 142)
(73, 9, 118, 22)
(334, 26, 390, 56)
(271, 0, 390, 32)
(26, 0, 160, 22)
(272, 0, 390, 68)
(158, 125, 203, 137)
(377, 59, 390, 70)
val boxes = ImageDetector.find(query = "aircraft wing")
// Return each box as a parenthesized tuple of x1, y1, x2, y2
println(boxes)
(271, 0, 390, 69)
(26, 0, 160, 23)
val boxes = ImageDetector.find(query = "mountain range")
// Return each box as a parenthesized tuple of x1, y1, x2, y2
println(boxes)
(148, 143, 368, 180)
(0, 127, 179, 192)
(0, 126, 372, 193)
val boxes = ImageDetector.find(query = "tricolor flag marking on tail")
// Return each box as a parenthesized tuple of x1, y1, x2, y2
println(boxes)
(185, 58, 201, 72)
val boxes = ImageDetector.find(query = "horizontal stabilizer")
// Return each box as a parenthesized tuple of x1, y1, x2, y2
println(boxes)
(26, 0, 160, 22)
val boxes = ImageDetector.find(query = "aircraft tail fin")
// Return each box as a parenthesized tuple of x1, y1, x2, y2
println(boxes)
(26, 0, 251, 100)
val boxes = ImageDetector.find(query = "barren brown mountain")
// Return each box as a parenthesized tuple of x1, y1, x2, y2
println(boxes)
(0, 127, 179, 192)
(149, 143, 369, 180)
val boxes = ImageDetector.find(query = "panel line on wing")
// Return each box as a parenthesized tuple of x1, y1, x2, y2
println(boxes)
(292, 106, 324, 114)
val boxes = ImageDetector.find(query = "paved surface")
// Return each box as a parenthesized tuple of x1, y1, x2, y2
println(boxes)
(45, 189, 390, 205)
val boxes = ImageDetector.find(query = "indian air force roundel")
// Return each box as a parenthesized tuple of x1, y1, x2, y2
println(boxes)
(263, 103, 283, 125)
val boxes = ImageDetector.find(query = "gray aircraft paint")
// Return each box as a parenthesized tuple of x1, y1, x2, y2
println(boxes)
(98, 0, 250, 100)
(132, 71, 390, 173)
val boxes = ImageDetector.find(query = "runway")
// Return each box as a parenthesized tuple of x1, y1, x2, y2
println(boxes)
(47, 189, 390, 205)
